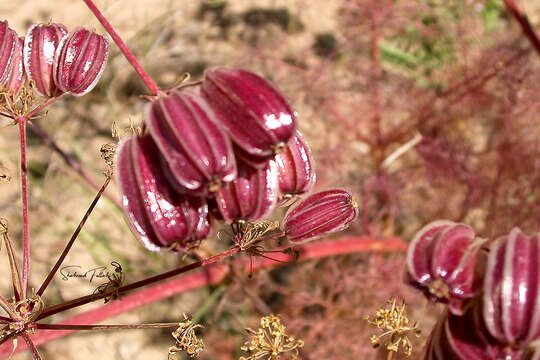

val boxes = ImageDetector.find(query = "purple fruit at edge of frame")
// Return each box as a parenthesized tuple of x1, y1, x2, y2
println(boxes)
(282, 189, 359, 244)
(423, 306, 524, 360)
(0, 21, 24, 96)
(116, 135, 211, 252)
(146, 89, 236, 196)
(53, 27, 109, 96)
(483, 227, 540, 347)
(406, 220, 486, 315)
(23, 22, 67, 97)
(274, 129, 316, 201)
(201, 68, 296, 158)
(213, 158, 278, 224)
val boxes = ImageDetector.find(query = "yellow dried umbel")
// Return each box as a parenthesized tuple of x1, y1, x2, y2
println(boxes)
(168, 314, 204, 359)
(239, 314, 304, 360)
(365, 298, 421, 359)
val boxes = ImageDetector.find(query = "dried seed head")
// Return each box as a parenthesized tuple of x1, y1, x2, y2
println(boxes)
(365, 298, 420, 358)
(282, 189, 359, 243)
(53, 27, 109, 96)
(239, 314, 304, 360)
(100, 142, 117, 169)
(93, 261, 124, 303)
(168, 314, 204, 358)
(23, 22, 67, 97)
(0, 163, 10, 182)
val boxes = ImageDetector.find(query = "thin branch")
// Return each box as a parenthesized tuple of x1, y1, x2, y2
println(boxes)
(18, 117, 30, 300)
(2, 232, 23, 301)
(35, 323, 178, 331)
(21, 333, 42, 360)
(0, 316, 12, 323)
(29, 123, 121, 208)
(36, 245, 242, 320)
(27, 93, 68, 118)
(0, 237, 408, 355)
(504, 0, 540, 55)
(36, 176, 112, 297)
(81, 0, 160, 95)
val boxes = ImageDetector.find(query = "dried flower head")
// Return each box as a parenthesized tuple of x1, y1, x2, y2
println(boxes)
(93, 261, 124, 303)
(236, 220, 280, 250)
(100, 142, 117, 174)
(239, 314, 304, 360)
(168, 313, 204, 358)
(365, 298, 421, 357)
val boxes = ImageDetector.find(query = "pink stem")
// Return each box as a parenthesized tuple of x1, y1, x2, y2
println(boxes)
(18, 117, 30, 300)
(20, 334, 42, 360)
(81, 0, 160, 95)
(0, 237, 407, 356)
(27, 93, 68, 118)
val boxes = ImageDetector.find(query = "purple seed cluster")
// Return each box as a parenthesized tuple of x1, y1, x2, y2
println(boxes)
(117, 68, 358, 251)
(406, 221, 540, 359)
(0, 20, 109, 98)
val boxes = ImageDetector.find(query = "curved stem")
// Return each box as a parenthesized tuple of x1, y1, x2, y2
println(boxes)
(21, 333, 42, 360)
(81, 0, 160, 95)
(504, 0, 540, 55)
(18, 117, 30, 300)
(27, 93, 68, 119)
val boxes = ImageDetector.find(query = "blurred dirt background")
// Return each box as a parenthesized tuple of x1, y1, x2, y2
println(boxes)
(1, 0, 539, 359)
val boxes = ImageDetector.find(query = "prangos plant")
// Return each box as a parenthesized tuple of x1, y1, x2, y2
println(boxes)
(0, 0, 364, 358)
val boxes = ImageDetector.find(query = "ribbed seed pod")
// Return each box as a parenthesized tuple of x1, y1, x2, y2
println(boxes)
(146, 90, 236, 196)
(23, 23, 67, 97)
(406, 220, 485, 315)
(275, 130, 315, 201)
(0, 21, 24, 95)
(423, 307, 523, 360)
(213, 158, 278, 224)
(282, 189, 358, 243)
(116, 135, 211, 252)
(201, 68, 296, 158)
(53, 27, 109, 96)
(483, 228, 540, 346)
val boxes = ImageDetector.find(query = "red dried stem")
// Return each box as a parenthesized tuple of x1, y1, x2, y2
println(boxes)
(27, 93, 68, 119)
(18, 117, 30, 300)
(0, 237, 407, 356)
(81, 0, 160, 95)
(21, 333, 42, 360)
(36, 176, 112, 297)
(504, 0, 540, 55)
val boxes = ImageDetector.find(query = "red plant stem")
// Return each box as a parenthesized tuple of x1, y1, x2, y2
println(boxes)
(0, 296, 15, 319)
(0, 316, 12, 323)
(81, 0, 160, 96)
(18, 117, 30, 300)
(27, 93, 68, 119)
(504, 0, 540, 55)
(35, 323, 178, 331)
(29, 123, 121, 207)
(1, 237, 407, 355)
(36, 176, 112, 297)
(20, 333, 42, 360)
(36, 245, 242, 320)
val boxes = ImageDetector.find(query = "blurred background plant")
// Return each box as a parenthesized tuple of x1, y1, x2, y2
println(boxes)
(0, 0, 538, 359)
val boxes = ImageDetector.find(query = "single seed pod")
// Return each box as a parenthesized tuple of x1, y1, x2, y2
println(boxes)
(423, 307, 523, 360)
(23, 22, 67, 97)
(146, 90, 236, 196)
(483, 228, 540, 346)
(117, 135, 211, 252)
(406, 220, 486, 315)
(213, 158, 278, 224)
(282, 189, 359, 243)
(53, 27, 109, 96)
(274, 130, 315, 202)
(201, 68, 296, 158)
(0, 22, 24, 95)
